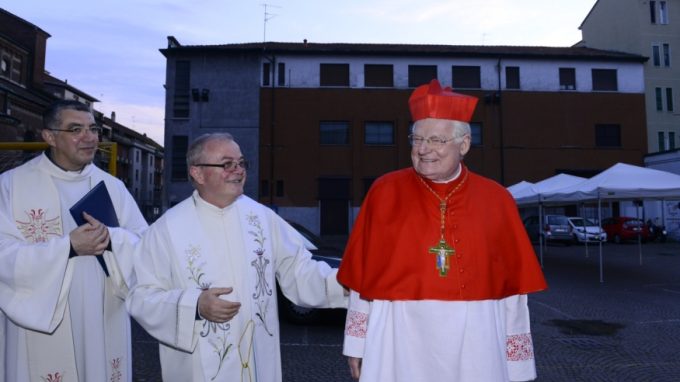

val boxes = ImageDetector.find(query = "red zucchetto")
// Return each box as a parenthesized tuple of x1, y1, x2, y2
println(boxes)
(408, 79, 478, 122)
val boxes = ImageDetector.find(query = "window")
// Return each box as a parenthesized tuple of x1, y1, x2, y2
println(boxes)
(135, 169, 139, 181)
(0, 49, 26, 84)
(10, 55, 22, 83)
(660, 1, 668, 24)
(173, 61, 190, 118)
(559, 68, 576, 90)
(320, 64, 349, 86)
(595, 124, 621, 147)
(592, 69, 617, 91)
(320, 121, 349, 145)
(278, 62, 285, 86)
(363, 178, 377, 197)
(658, 131, 675, 151)
(452, 66, 481, 89)
(663, 43, 671, 66)
(505, 67, 520, 89)
(276, 180, 284, 197)
(364, 64, 393, 87)
(260, 180, 270, 197)
(653, 45, 661, 66)
(408, 65, 437, 88)
(364, 122, 394, 145)
(656, 87, 674, 111)
(651, 1, 669, 24)
(470, 122, 482, 146)
(670, 132, 676, 150)
(0, 56, 8, 77)
(262, 62, 271, 86)
(171, 135, 188, 181)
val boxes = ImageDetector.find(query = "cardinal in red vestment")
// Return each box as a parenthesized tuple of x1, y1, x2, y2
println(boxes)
(337, 79, 547, 382)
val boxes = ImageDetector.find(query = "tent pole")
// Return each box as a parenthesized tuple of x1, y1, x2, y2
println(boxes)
(581, 202, 589, 258)
(637, 201, 643, 265)
(598, 196, 603, 283)
(662, 199, 666, 240)
(539, 202, 544, 267)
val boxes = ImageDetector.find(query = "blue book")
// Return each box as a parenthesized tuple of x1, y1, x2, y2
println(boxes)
(69, 180, 118, 276)
(70, 180, 119, 227)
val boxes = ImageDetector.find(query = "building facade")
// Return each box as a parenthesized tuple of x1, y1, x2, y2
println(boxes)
(162, 40, 648, 234)
(0, 8, 52, 146)
(100, 114, 164, 222)
(580, 0, 680, 154)
(0, 8, 164, 221)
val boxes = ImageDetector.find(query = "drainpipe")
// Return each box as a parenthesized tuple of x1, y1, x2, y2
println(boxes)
(497, 57, 505, 185)
(268, 54, 277, 207)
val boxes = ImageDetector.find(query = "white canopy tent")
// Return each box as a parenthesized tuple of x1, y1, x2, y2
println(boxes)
(512, 173, 586, 206)
(516, 163, 680, 282)
(507, 180, 534, 196)
(509, 174, 587, 266)
(540, 163, 680, 202)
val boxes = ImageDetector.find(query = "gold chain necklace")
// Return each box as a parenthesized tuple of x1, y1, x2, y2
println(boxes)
(417, 170, 468, 277)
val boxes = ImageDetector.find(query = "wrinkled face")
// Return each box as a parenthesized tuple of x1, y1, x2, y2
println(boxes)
(411, 118, 470, 182)
(41, 109, 99, 171)
(190, 139, 246, 208)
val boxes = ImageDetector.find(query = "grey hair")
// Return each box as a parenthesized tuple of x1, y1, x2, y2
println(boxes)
(186, 133, 235, 183)
(412, 119, 471, 143)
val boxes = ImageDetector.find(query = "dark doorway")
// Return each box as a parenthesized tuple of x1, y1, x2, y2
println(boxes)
(320, 199, 348, 235)
(318, 178, 350, 235)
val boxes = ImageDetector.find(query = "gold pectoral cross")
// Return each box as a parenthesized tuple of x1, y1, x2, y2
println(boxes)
(429, 239, 454, 277)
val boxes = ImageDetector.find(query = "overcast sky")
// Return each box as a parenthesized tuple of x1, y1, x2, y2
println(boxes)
(3, 0, 596, 145)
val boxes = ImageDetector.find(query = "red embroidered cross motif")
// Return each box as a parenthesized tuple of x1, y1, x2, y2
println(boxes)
(506, 333, 534, 361)
(345, 310, 368, 338)
(110, 357, 122, 382)
(16, 209, 61, 243)
(41, 372, 64, 382)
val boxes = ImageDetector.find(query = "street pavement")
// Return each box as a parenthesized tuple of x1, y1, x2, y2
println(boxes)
(132, 241, 680, 381)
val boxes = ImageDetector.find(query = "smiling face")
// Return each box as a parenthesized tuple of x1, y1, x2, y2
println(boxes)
(41, 109, 99, 171)
(411, 118, 471, 182)
(189, 138, 246, 208)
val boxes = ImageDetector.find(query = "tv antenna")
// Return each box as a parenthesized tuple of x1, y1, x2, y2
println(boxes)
(262, 4, 281, 43)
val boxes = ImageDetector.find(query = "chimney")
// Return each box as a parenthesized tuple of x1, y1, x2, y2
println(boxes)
(111, 111, 116, 122)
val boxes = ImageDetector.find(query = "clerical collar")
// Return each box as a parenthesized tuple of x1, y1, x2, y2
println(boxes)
(192, 190, 239, 213)
(432, 164, 462, 184)
(45, 149, 88, 173)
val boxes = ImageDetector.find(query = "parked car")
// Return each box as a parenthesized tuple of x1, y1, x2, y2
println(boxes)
(523, 214, 573, 244)
(567, 217, 607, 243)
(601, 217, 650, 243)
(646, 218, 668, 242)
(278, 220, 343, 324)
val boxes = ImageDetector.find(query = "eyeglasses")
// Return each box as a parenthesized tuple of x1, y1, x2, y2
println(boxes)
(194, 159, 249, 172)
(408, 134, 457, 148)
(49, 126, 103, 136)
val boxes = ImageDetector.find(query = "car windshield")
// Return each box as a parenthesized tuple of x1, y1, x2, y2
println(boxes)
(569, 218, 597, 227)
(625, 219, 643, 227)
(547, 216, 569, 225)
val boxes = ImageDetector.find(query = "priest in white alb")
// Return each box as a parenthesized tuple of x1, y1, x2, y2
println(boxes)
(127, 133, 347, 382)
(337, 80, 548, 381)
(0, 100, 148, 382)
